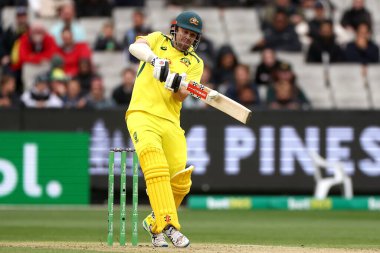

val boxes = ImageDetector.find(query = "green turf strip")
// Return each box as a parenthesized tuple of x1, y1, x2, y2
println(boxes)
(0, 248, 101, 253)
(0, 207, 379, 249)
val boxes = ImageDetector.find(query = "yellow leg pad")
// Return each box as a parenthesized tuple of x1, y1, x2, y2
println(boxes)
(171, 166, 194, 209)
(146, 173, 180, 233)
(140, 147, 180, 233)
(139, 147, 168, 175)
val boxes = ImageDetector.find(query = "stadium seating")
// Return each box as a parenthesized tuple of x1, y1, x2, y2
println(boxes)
(92, 52, 128, 98)
(190, 8, 222, 32)
(148, 8, 183, 34)
(224, 9, 262, 58)
(31, 18, 58, 30)
(112, 8, 135, 42)
(5, 0, 380, 110)
(239, 53, 261, 67)
(223, 8, 261, 34)
(329, 0, 351, 11)
(1, 7, 17, 28)
(23, 62, 51, 91)
(366, 65, 380, 109)
(328, 65, 370, 109)
(296, 64, 334, 109)
(276, 52, 305, 69)
(79, 17, 110, 45)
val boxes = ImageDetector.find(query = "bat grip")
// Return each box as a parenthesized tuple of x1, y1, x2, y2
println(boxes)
(180, 79, 189, 89)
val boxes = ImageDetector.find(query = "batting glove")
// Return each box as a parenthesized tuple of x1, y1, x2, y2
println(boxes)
(152, 57, 169, 82)
(164, 73, 186, 93)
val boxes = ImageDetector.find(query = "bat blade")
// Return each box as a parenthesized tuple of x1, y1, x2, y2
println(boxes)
(183, 81, 252, 124)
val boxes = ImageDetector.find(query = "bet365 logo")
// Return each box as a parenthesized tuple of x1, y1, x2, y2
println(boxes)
(0, 143, 62, 198)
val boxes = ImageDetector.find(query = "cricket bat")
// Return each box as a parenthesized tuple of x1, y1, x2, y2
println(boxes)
(180, 80, 252, 124)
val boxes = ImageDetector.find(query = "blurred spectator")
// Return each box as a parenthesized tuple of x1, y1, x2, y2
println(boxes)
(183, 64, 214, 109)
(213, 45, 239, 89)
(75, 0, 112, 18)
(225, 64, 260, 107)
(307, 1, 331, 40)
(50, 3, 86, 46)
(1, 0, 28, 6)
(28, 0, 53, 18)
(254, 48, 281, 86)
(113, 0, 145, 6)
(49, 68, 68, 99)
(253, 10, 302, 52)
(28, 0, 69, 18)
(267, 79, 310, 109)
(261, 0, 304, 29)
(300, 0, 318, 19)
(74, 58, 97, 94)
(195, 32, 215, 68)
(2, 6, 29, 67)
(21, 74, 63, 108)
(57, 26, 92, 76)
(94, 20, 122, 51)
(85, 76, 114, 109)
(112, 68, 135, 106)
(0, 74, 21, 108)
(341, 0, 372, 31)
(344, 22, 379, 64)
(166, 0, 195, 6)
(124, 9, 152, 64)
(272, 61, 295, 82)
(201, 64, 216, 89)
(44, 54, 64, 78)
(306, 20, 345, 63)
(62, 78, 87, 108)
(11, 22, 58, 71)
(168, 0, 262, 7)
(271, 63, 309, 107)
(0, 32, 5, 69)
(300, 0, 334, 21)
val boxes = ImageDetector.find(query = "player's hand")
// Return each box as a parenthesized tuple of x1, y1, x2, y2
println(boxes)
(164, 72, 186, 93)
(151, 57, 169, 82)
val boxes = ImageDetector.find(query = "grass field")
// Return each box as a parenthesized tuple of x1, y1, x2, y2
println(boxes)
(0, 206, 380, 252)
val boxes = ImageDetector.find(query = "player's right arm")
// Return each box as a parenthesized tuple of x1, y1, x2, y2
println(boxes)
(128, 38, 156, 63)
(129, 38, 169, 82)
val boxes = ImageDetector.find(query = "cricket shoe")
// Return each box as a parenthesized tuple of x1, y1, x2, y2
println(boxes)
(142, 212, 168, 247)
(164, 225, 190, 248)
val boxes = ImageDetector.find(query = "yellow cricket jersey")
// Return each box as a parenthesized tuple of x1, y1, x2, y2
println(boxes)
(127, 32, 204, 125)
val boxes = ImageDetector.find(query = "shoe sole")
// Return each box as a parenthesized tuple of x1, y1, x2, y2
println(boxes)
(171, 240, 190, 248)
(174, 242, 190, 248)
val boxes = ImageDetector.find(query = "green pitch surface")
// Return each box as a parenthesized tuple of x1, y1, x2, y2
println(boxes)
(0, 206, 380, 253)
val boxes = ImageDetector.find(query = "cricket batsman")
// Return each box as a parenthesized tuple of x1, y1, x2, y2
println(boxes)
(126, 11, 204, 247)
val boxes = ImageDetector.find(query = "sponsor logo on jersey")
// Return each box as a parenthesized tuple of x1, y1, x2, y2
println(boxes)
(160, 46, 167, 50)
